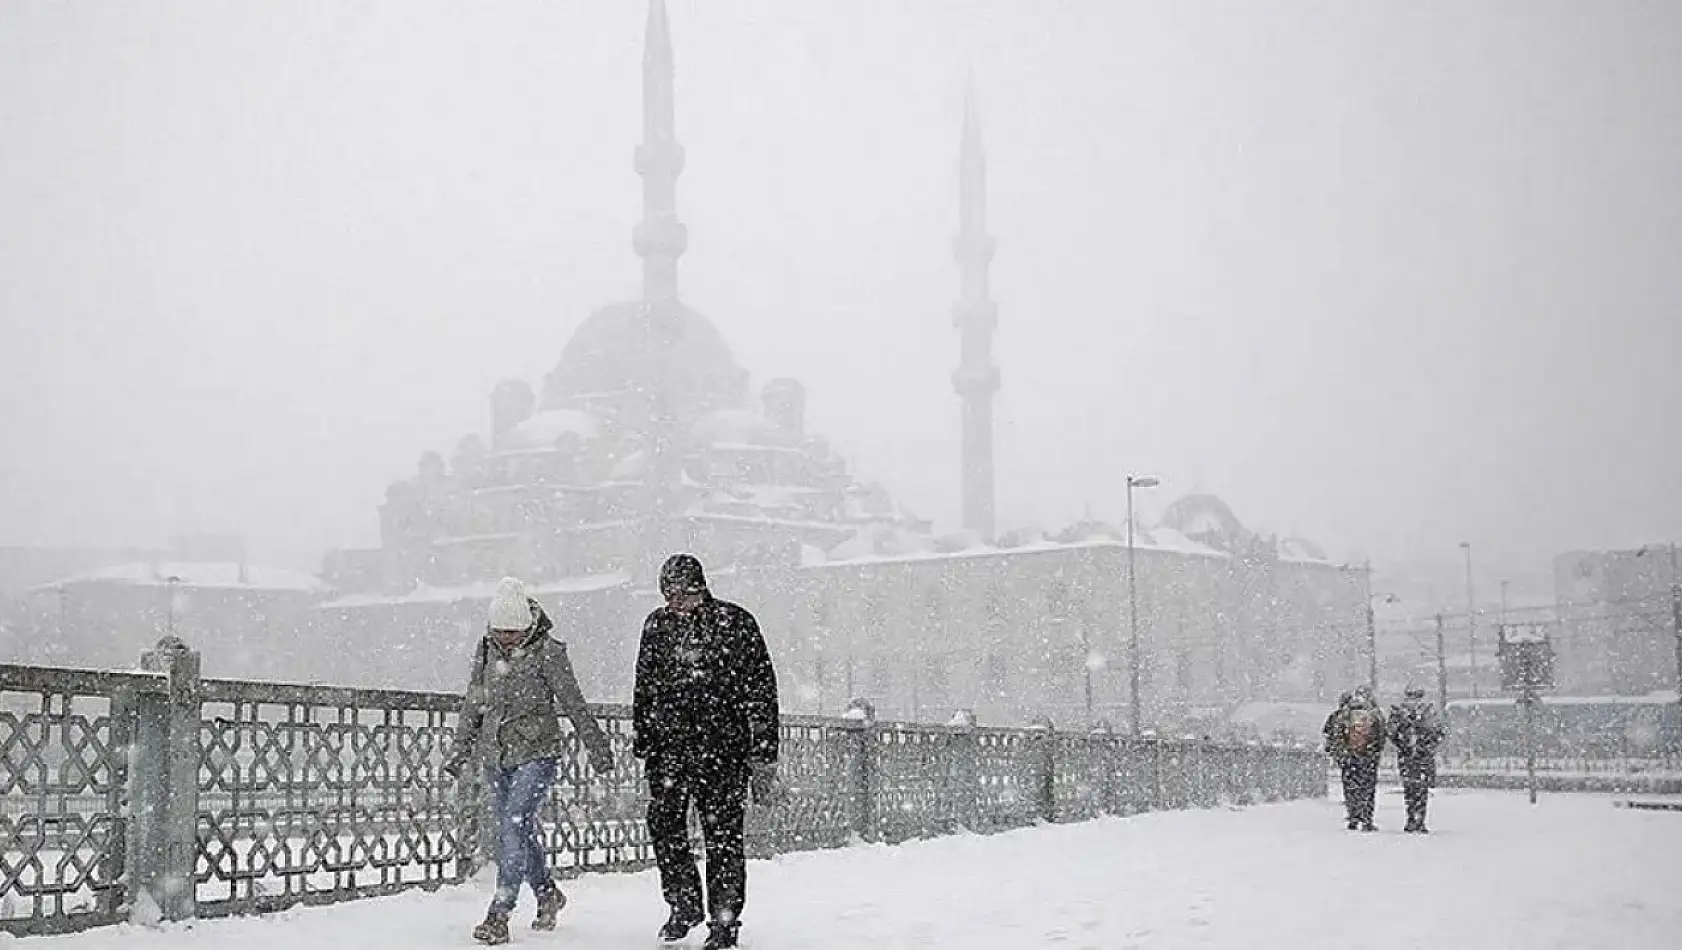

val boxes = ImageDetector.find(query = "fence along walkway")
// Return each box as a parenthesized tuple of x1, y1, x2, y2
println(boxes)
(0, 638, 1326, 937)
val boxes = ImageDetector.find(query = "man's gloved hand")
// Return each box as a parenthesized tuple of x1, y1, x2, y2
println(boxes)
(749, 761, 785, 806)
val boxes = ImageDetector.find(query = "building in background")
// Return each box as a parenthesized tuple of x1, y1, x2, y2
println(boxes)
(311, 2, 1365, 730)
(1553, 546, 1680, 696)
(13, 554, 324, 679)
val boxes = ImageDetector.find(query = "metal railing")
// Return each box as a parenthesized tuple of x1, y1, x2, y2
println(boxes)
(1440, 754, 1681, 775)
(0, 639, 1325, 936)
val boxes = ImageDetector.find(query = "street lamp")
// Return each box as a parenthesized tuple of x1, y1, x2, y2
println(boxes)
(163, 575, 183, 642)
(1341, 561, 1397, 695)
(1126, 473, 1160, 734)
(1459, 542, 1478, 699)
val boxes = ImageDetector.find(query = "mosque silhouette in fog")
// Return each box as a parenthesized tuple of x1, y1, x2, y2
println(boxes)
(315, 1, 1363, 730)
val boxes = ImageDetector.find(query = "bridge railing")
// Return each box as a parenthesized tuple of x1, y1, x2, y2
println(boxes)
(1, 639, 1325, 936)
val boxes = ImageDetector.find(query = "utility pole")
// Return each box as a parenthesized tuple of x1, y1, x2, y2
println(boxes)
(1081, 623, 1094, 720)
(1125, 474, 1159, 734)
(1435, 613, 1450, 712)
(1460, 542, 1478, 699)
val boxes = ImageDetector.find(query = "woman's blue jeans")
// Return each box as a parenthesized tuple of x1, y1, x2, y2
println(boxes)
(486, 757, 558, 914)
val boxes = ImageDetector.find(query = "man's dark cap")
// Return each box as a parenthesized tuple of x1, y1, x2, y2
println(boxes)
(660, 554, 707, 595)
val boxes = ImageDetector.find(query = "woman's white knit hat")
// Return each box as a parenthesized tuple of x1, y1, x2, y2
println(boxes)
(487, 576, 534, 632)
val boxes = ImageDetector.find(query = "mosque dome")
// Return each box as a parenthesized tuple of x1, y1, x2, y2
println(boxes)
(541, 300, 748, 413)
(1158, 493, 1250, 552)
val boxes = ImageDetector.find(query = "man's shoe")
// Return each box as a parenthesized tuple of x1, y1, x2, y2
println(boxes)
(659, 909, 705, 943)
(703, 922, 741, 950)
(533, 888, 567, 930)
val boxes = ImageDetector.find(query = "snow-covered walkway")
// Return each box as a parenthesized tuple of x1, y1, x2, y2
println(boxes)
(31, 789, 1682, 950)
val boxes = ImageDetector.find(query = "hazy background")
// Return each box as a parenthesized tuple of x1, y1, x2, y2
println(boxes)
(2, 0, 1678, 576)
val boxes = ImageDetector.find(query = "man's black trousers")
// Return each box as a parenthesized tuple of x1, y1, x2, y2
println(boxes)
(646, 753, 750, 926)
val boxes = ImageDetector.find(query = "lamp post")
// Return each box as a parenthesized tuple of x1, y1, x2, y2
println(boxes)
(164, 575, 182, 639)
(1673, 543, 1681, 704)
(1126, 473, 1160, 734)
(1342, 561, 1395, 695)
(1460, 542, 1478, 699)
(1500, 579, 1510, 626)
(1673, 544, 1681, 703)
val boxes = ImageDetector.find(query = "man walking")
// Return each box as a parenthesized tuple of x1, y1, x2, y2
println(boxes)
(1389, 685, 1446, 832)
(1323, 685, 1387, 831)
(634, 554, 781, 950)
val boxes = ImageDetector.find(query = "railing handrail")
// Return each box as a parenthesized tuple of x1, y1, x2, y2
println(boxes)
(0, 662, 166, 697)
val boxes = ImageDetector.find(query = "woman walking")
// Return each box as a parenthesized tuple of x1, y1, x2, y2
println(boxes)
(446, 577, 615, 944)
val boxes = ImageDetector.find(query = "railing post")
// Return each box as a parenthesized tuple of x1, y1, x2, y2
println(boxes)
(948, 710, 980, 832)
(102, 686, 138, 922)
(1149, 733, 1165, 809)
(453, 767, 492, 879)
(1089, 720, 1115, 815)
(1029, 715, 1055, 822)
(131, 636, 201, 923)
(845, 698, 878, 842)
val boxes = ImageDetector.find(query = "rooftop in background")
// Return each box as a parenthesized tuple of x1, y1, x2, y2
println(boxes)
(32, 560, 325, 594)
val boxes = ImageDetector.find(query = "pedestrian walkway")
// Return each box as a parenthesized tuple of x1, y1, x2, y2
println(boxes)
(31, 789, 1682, 950)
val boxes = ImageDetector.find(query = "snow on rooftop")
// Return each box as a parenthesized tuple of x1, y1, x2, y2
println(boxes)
(322, 571, 631, 610)
(1140, 526, 1228, 558)
(1449, 690, 1680, 708)
(38, 561, 324, 593)
(809, 528, 1232, 569)
(692, 408, 775, 445)
(1276, 536, 1332, 564)
(505, 408, 600, 449)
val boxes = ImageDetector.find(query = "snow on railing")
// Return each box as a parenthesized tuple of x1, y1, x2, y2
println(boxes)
(0, 640, 1325, 936)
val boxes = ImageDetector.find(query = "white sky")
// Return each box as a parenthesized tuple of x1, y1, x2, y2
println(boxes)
(1, 0, 1679, 576)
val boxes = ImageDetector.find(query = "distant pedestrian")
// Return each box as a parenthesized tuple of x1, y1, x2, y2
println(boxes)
(1323, 685, 1387, 831)
(635, 554, 781, 950)
(1389, 685, 1446, 833)
(446, 577, 615, 945)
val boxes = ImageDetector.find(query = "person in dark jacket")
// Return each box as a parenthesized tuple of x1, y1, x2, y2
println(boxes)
(1389, 685, 1446, 833)
(635, 554, 780, 950)
(446, 577, 615, 945)
(1323, 685, 1387, 831)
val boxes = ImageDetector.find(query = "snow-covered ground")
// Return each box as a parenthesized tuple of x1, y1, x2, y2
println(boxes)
(21, 788, 1682, 950)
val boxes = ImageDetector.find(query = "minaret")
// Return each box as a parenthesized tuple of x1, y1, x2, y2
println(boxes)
(633, 0, 688, 570)
(952, 76, 1000, 541)
(633, 0, 687, 304)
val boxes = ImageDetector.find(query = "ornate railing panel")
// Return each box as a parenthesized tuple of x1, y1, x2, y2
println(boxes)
(744, 718, 860, 855)
(972, 729, 1040, 831)
(871, 725, 962, 842)
(193, 679, 467, 918)
(0, 667, 156, 936)
(1052, 733, 1103, 822)
(533, 706, 651, 875)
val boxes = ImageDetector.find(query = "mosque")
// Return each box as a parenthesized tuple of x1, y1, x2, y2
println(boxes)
(316, 1, 1365, 730)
